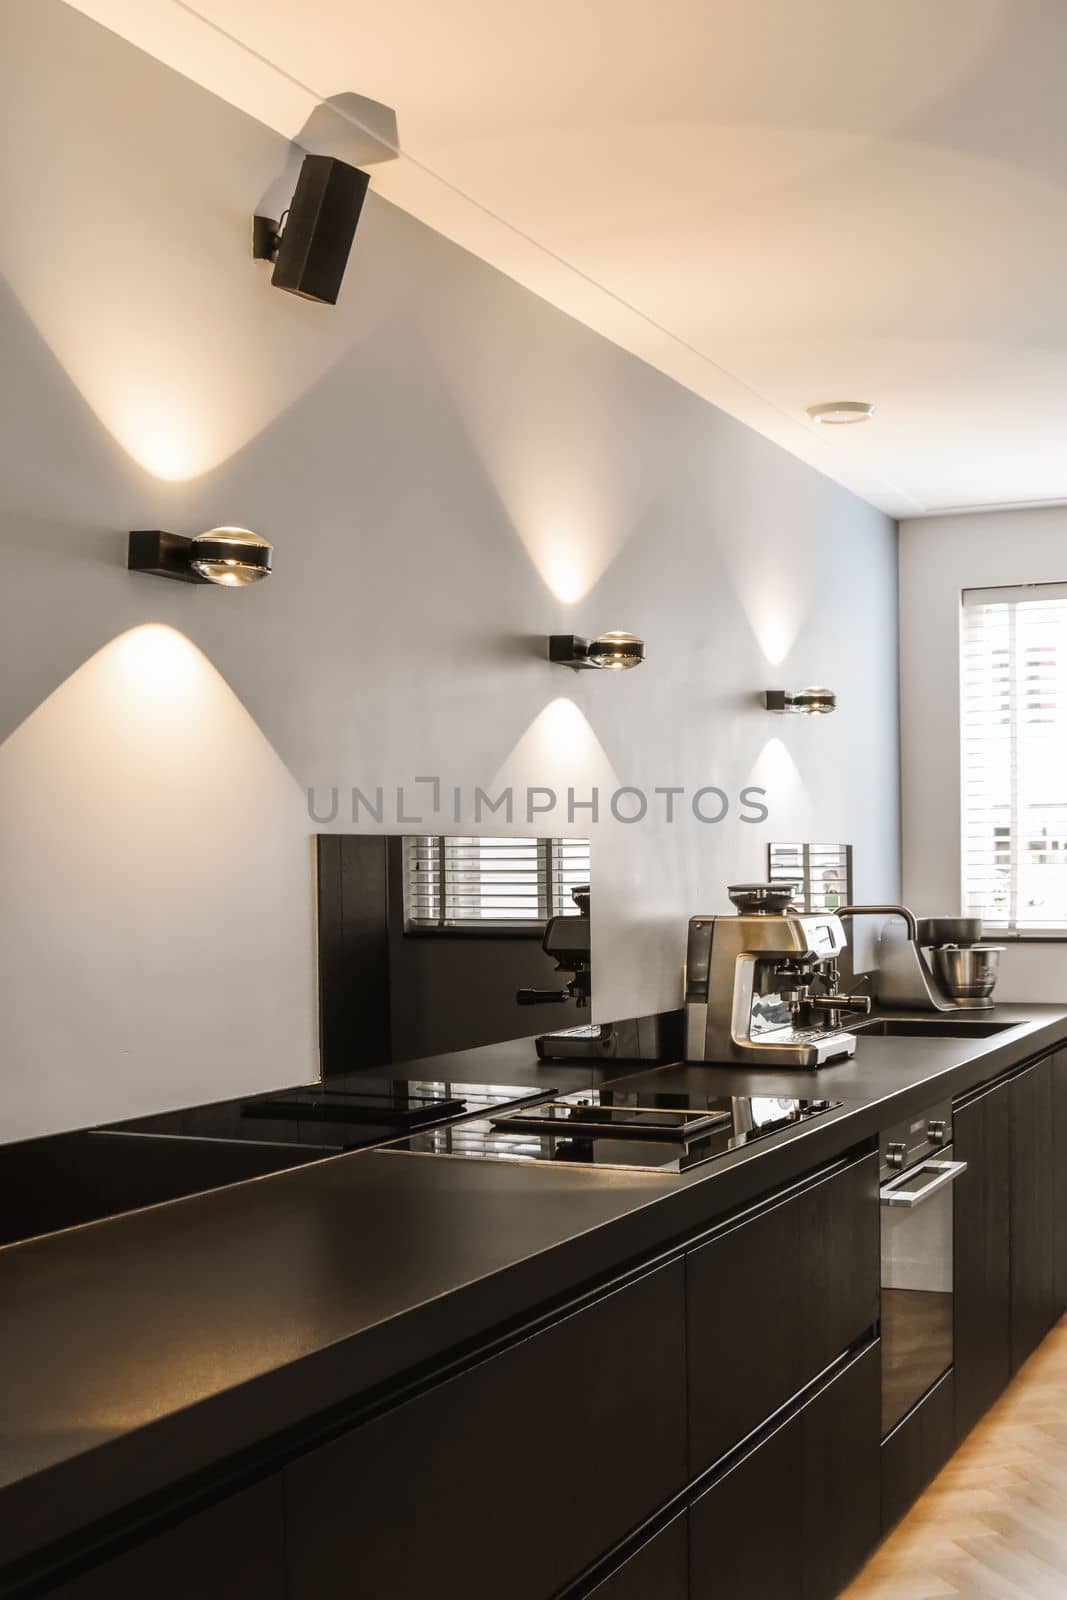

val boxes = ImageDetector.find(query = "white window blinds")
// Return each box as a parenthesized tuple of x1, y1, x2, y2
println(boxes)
(403, 837, 591, 929)
(767, 843, 853, 913)
(961, 582, 1067, 934)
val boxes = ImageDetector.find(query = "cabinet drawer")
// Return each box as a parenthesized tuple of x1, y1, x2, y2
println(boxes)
(686, 1151, 879, 1474)
(582, 1513, 688, 1600)
(285, 1259, 687, 1600)
(43, 1479, 285, 1599)
(690, 1341, 880, 1600)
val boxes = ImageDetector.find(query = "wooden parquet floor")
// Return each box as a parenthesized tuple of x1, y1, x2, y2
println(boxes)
(843, 1317, 1067, 1597)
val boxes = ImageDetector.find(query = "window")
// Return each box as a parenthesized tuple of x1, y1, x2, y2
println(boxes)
(767, 842, 853, 913)
(961, 583, 1067, 935)
(403, 837, 590, 931)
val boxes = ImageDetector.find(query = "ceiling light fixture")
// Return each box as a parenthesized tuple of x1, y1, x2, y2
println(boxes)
(128, 528, 273, 586)
(806, 401, 875, 426)
(765, 687, 837, 716)
(549, 632, 646, 671)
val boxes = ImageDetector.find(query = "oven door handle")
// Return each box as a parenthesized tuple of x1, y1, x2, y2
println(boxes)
(879, 1158, 967, 1208)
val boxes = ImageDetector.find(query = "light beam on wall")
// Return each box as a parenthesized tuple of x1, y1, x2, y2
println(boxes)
(426, 318, 656, 605)
(535, 519, 605, 605)
(748, 734, 811, 826)
(490, 696, 619, 798)
(735, 574, 809, 668)
(0, 30, 368, 483)
(0, 625, 317, 1144)
(511, 498, 638, 606)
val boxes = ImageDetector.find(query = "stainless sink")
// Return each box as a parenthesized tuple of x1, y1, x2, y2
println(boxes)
(847, 1017, 1017, 1039)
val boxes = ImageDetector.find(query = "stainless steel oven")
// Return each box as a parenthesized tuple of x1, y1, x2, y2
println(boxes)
(879, 1100, 967, 1437)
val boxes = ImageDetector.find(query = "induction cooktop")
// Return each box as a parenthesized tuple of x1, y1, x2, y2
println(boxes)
(103, 1079, 550, 1152)
(242, 1082, 469, 1129)
(383, 1086, 841, 1174)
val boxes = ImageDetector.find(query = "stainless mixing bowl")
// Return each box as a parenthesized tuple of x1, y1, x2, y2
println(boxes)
(932, 944, 1005, 1009)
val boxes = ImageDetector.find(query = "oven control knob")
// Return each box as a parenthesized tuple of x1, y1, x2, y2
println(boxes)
(927, 1119, 948, 1147)
(886, 1141, 907, 1170)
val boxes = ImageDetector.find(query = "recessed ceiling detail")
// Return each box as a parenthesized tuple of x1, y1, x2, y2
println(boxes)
(61, 0, 1067, 518)
(807, 402, 875, 427)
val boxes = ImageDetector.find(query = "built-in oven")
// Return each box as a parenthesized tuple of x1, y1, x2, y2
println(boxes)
(879, 1100, 967, 1438)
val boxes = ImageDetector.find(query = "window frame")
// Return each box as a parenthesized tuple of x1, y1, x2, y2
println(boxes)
(959, 580, 1067, 942)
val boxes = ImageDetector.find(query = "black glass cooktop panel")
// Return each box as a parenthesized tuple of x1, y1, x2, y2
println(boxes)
(242, 1083, 469, 1129)
(103, 1080, 548, 1151)
(490, 1099, 728, 1143)
(388, 1088, 840, 1174)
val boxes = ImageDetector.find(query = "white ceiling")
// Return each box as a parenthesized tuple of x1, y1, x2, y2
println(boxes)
(64, 0, 1067, 518)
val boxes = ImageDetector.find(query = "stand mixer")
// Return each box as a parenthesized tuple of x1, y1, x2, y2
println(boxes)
(836, 908, 1005, 1011)
(684, 884, 870, 1067)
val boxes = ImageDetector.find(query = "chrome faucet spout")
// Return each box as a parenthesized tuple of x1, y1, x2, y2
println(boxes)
(834, 904, 918, 941)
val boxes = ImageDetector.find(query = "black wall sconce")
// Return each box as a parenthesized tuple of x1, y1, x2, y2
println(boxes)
(550, 633, 646, 671)
(128, 528, 273, 587)
(253, 154, 370, 305)
(764, 687, 837, 715)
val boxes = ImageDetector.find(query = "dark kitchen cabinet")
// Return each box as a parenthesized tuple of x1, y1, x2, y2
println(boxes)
(953, 1076, 1012, 1440)
(1053, 1051, 1067, 1314)
(689, 1341, 881, 1600)
(1010, 1055, 1057, 1370)
(955, 1055, 1061, 1435)
(44, 1479, 285, 1599)
(583, 1513, 688, 1600)
(284, 1259, 687, 1600)
(686, 1150, 879, 1475)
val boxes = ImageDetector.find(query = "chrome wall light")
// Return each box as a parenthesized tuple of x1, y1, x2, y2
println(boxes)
(549, 632, 646, 671)
(128, 528, 273, 587)
(765, 687, 837, 715)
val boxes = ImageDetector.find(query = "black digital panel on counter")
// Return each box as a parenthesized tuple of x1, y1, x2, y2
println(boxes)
(104, 1079, 550, 1152)
(384, 1088, 841, 1174)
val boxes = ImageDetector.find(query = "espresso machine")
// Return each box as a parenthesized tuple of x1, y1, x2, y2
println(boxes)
(517, 884, 591, 1011)
(684, 884, 869, 1067)
(515, 884, 594, 1059)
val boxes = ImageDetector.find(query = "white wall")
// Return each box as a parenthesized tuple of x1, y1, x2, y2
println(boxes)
(0, 1, 900, 1142)
(900, 505, 1067, 1002)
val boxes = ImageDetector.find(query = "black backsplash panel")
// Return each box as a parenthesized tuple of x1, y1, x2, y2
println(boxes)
(316, 836, 582, 1074)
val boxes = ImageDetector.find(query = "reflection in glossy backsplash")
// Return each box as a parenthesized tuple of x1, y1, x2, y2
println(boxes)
(317, 835, 591, 1073)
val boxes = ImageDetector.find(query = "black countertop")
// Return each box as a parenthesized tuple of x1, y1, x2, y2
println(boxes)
(3, 1005, 1067, 1576)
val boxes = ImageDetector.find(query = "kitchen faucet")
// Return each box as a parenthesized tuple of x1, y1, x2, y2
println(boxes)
(832, 903, 960, 1011)
(832, 904, 919, 940)
(807, 904, 920, 1025)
